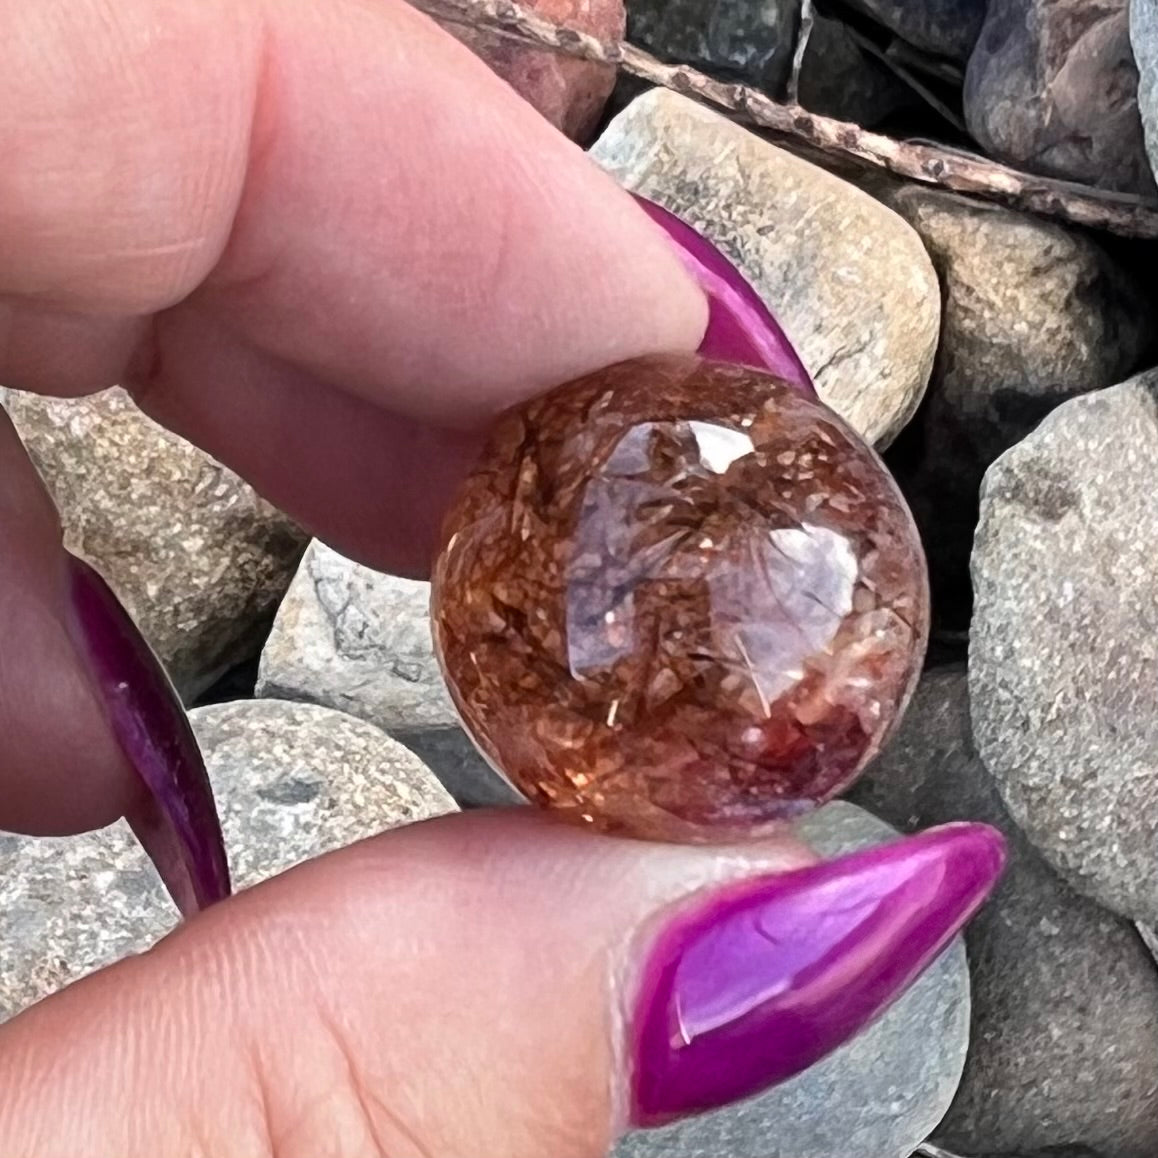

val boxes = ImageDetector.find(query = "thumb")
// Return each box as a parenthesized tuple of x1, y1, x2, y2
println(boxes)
(0, 809, 1002, 1157)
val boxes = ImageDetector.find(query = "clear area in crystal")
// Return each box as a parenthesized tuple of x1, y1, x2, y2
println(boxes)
(431, 354, 929, 841)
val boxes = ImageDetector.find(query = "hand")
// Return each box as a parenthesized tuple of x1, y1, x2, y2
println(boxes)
(0, 2, 1003, 1155)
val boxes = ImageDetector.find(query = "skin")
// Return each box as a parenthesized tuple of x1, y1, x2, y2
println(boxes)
(0, 2, 815, 1155)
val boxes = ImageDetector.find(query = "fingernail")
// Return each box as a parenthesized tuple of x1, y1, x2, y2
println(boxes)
(66, 553, 231, 916)
(632, 193, 815, 395)
(631, 822, 1005, 1127)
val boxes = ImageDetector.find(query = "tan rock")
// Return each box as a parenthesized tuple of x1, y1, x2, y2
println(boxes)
(590, 89, 940, 448)
(2, 387, 306, 700)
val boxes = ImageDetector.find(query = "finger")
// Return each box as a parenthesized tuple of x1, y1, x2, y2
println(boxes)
(1, 0, 706, 412)
(0, 411, 140, 834)
(0, 811, 1002, 1158)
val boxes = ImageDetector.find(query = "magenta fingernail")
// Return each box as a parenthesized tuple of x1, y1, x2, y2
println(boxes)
(631, 822, 1005, 1127)
(66, 554, 230, 916)
(633, 194, 815, 395)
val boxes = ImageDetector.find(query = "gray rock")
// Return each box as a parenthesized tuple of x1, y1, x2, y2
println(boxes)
(878, 186, 1152, 625)
(256, 540, 519, 808)
(971, 372, 1158, 926)
(2, 387, 306, 700)
(964, 0, 1155, 194)
(591, 88, 940, 448)
(797, 13, 919, 126)
(1132, 0, 1158, 182)
(627, 0, 800, 96)
(617, 801, 970, 1158)
(854, 667, 1158, 1157)
(0, 700, 456, 1021)
(846, 0, 986, 59)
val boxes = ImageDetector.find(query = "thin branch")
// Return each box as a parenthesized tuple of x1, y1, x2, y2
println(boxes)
(412, 0, 1158, 239)
(787, 0, 816, 107)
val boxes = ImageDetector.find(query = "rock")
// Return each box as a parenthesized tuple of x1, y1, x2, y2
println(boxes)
(964, 0, 1155, 194)
(846, 0, 986, 60)
(616, 801, 970, 1158)
(0, 700, 456, 1021)
(797, 13, 918, 127)
(853, 667, 1158, 1158)
(442, 0, 624, 142)
(257, 540, 519, 808)
(1133, 0, 1158, 181)
(627, 0, 799, 97)
(971, 371, 1158, 926)
(590, 89, 940, 447)
(2, 387, 306, 701)
(878, 186, 1152, 627)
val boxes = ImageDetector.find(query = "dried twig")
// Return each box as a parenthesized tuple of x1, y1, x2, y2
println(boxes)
(412, 0, 1158, 239)
(787, 0, 816, 107)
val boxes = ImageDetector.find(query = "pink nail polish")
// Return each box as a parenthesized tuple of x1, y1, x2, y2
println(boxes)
(67, 554, 231, 915)
(631, 822, 1005, 1127)
(632, 194, 815, 395)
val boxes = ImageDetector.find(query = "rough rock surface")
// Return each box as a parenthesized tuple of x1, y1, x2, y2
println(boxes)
(617, 801, 970, 1158)
(0, 700, 456, 1021)
(442, 0, 624, 142)
(591, 89, 940, 448)
(971, 372, 1158, 926)
(2, 387, 306, 700)
(257, 540, 518, 807)
(854, 667, 1158, 1158)
(627, 0, 799, 97)
(1132, 0, 1158, 181)
(878, 186, 1151, 626)
(965, 0, 1155, 194)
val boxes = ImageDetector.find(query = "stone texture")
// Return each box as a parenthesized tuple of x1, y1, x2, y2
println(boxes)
(971, 371, 1158, 925)
(0, 700, 456, 1021)
(878, 186, 1152, 627)
(797, 14, 918, 127)
(617, 800, 970, 1158)
(965, 0, 1155, 194)
(627, 0, 799, 97)
(845, 0, 986, 59)
(442, 0, 624, 141)
(591, 88, 941, 448)
(853, 666, 1158, 1158)
(1133, 0, 1158, 181)
(434, 355, 929, 841)
(256, 539, 518, 808)
(2, 387, 306, 700)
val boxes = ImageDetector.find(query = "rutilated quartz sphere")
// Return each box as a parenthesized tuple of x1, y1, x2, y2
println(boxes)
(431, 354, 929, 842)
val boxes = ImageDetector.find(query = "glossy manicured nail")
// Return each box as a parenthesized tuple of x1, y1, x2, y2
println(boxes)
(66, 554, 230, 916)
(631, 822, 1005, 1127)
(632, 193, 815, 394)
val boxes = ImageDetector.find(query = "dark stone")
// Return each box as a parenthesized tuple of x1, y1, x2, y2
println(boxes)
(627, 0, 801, 96)
(853, 666, 1158, 1157)
(964, 0, 1155, 194)
(844, 0, 986, 59)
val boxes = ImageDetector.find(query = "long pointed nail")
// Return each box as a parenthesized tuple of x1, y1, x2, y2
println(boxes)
(631, 822, 1005, 1127)
(632, 194, 815, 395)
(66, 554, 231, 916)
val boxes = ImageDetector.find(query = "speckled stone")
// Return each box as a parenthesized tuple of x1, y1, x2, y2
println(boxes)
(875, 186, 1152, 627)
(971, 371, 1158, 926)
(0, 700, 456, 1021)
(854, 667, 1158, 1158)
(256, 539, 518, 807)
(1132, 0, 1158, 182)
(616, 801, 970, 1158)
(1, 387, 306, 700)
(590, 88, 940, 449)
(433, 355, 929, 841)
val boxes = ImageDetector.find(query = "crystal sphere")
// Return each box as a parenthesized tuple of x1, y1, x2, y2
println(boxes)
(431, 354, 929, 841)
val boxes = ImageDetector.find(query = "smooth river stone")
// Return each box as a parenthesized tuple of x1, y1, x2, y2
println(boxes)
(432, 354, 928, 841)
